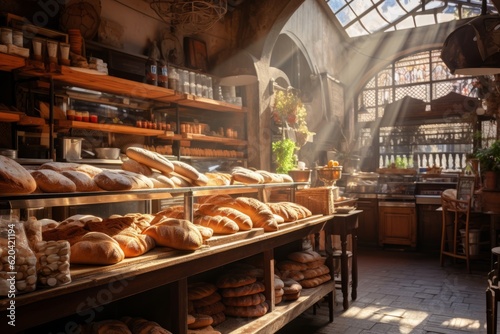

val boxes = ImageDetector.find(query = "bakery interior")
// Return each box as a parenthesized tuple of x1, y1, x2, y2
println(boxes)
(1, 0, 500, 333)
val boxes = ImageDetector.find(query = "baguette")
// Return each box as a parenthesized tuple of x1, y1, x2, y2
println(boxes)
(30, 169, 77, 193)
(61, 170, 101, 192)
(171, 160, 208, 186)
(225, 197, 278, 232)
(193, 215, 239, 234)
(126, 147, 174, 174)
(197, 204, 252, 231)
(121, 158, 153, 176)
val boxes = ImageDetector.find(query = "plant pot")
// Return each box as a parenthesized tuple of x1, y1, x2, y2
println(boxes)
(483, 171, 498, 190)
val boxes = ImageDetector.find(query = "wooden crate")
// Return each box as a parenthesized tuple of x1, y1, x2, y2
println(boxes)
(296, 187, 335, 215)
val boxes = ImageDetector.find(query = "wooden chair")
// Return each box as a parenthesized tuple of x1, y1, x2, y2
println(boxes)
(440, 191, 475, 273)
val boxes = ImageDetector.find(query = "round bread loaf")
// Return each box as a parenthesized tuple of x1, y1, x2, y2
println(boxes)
(94, 170, 133, 191)
(126, 147, 174, 174)
(0, 155, 36, 194)
(192, 292, 222, 308)
(220, 281, 265, 297)
(302, 264, 330, 279)
(306, 257, 327, 268)
(216, 273, 256, 288)
(287, 250, 322, 263)
(282, 278, 302, 295)
(210, 311, 226, 327)
(282, 290, 301, 300)
(70, 232, 125, 265)
(188, 282, 218, 300)
(275, 288, 284, 297)
(277, 260, 308, 272)
(300, 273, 331, 288)
(224, 301, 268, 318)
(30, 169, 77, 193)
(194, 301, 225, 316)
(143, 218, 203, 251)
(222, 292, 266, 307)
(188, 313, 213, 329)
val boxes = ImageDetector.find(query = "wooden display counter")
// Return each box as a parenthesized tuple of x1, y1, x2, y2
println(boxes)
(0, 214, 334, 333)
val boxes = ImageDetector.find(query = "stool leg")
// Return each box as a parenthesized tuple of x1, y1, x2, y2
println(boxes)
(340, 233, 349, 311)
(351, 232, 358, 301)
(486, 286, 497, 334)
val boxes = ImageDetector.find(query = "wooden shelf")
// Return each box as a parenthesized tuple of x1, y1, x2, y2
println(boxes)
(19, 115, 46, 126)
(157, 132, 247, 146)
(177, 94, 247, 113)
(55, 120, 166, 136)
(0, 111, 20, 122)
(0, 52, 26, 71)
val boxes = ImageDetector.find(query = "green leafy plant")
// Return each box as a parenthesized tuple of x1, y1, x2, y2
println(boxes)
(475, 140, 500, 172)
(272, 139, 296, 174)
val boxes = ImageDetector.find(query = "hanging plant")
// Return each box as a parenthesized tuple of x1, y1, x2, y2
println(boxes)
(272, 138, 296, 174)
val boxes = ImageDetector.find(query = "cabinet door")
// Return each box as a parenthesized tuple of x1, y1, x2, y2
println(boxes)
(357, 199, 378, 247)
(379, 205, 417, 247)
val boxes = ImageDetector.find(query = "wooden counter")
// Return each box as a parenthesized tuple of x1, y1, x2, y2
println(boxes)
(0, 214, 334, 333)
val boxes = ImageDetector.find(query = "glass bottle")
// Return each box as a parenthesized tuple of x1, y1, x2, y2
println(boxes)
(145, 57, 157, 86)
(158, 59, 168, 88)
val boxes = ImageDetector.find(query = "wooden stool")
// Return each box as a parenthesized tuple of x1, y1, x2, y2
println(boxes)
(486, 247, 500, 334)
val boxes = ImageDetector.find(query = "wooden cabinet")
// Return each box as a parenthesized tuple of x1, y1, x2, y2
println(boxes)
(355, 197, 378, 247)
(378, 203, 417, 247)
(417, 203, 442, 253)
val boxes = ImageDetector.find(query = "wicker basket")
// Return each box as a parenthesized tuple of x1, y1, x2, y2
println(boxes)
(296, 187, 336, 214)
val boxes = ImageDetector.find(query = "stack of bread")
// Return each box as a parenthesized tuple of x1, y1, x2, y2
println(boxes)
(187, 282, 223, 331)
(188, 281, 226, 328)
(217, 273, 268, 318)
(279, 250, 331, 289)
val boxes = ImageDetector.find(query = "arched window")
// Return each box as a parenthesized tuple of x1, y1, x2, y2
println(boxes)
(355, 49, 497, 171)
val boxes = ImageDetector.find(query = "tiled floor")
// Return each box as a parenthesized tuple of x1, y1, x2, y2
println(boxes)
(277, 248, 495, 334)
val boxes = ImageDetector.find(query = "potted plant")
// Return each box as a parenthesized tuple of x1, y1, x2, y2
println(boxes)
(475, 140, 500, 190)
(271, 88, 315, 174)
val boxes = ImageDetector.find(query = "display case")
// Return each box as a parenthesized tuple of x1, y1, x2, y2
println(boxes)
(344, 172, 379, 195)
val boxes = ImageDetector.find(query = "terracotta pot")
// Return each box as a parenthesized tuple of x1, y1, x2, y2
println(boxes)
(483, 171, 498, 190)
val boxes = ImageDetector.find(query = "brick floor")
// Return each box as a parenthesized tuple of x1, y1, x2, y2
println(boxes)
(276, 248, 494, 333)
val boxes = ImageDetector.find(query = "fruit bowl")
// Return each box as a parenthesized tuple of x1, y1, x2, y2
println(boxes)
(315, 166, 343, 187)
(288, 169, 312, 182)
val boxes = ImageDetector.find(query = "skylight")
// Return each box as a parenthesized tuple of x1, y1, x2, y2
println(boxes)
(326, 0, 498, 37)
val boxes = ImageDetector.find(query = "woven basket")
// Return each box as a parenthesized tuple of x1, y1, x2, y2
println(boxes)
(296, 187, 336, 214)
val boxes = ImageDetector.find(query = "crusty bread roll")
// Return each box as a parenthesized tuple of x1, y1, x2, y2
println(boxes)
(224, 301, 268, 318)
(94, 170, 133, 191)
(61, 170, 101, 192)
(193, 215, 239, 234)
(222, 292, 266, 307)
(188, 282, 218, 300)
(197, 204, 252, 231)
(0, 155, 37, 194)
(121, 158, 153, 176)
(126, 147, 174, 174)
(70, 232, 125, 265)
(142, 218, 203, 251)
(112, 230, 156, 257)
(30, 169, 77, 193)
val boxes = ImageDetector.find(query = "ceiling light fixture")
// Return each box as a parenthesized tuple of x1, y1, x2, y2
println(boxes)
(441, 0, 500, 75)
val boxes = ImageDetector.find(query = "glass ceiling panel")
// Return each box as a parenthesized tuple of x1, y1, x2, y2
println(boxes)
(326, 0, 499, 37)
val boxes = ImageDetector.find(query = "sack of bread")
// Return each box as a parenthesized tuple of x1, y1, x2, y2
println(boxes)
(142, 218, 203, 251)
(0, 155, 37, 194)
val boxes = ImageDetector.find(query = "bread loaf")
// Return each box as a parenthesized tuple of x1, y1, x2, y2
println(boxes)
(282, 278, 302, 295)
(197, 204, 252, 231)
(287, 250, 322, 263)
(192, 292, 222, 308)
(300, 273, 331, 288)
(121, 317, 172, 334)
(195, 301, 225, 316)
(0, 155, 37, 194)
(85, 216, 135, 235)
(229, 197, 278, 232)
(193, 215, 239, 234)
(277, 260, 308, 271)
(267, 202, 300, 222)
(87, 319, 132, 334)
(112, 230, 156, 257)
(70, 232, 125, 265)
(30, 169, 77, 193)
(302, 264, 330, 279)
(210, 312, 226, 327)
(94, 170, 133, 191)
(61, 170, 101, 192)
(42, 223, 88, 245)
(188, 282, 218, 300)
(220, 281, 265, 297)
(188, 314, 213, 329)
(114, 169, 154, 189)
(121, 158, 153, 176)
(126, 147, 174, 174)
(216, 274, 256, 288)
(143, 218, 203, 250)
(150, 172, 176, 188)
(194, 224, 213, 240)
(171, 160, 209, 186)
(39, 161, 80, 172)
(222, 292, 266, 307)
(230, 167, 264, 184)
(224, 301, 268, 318)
